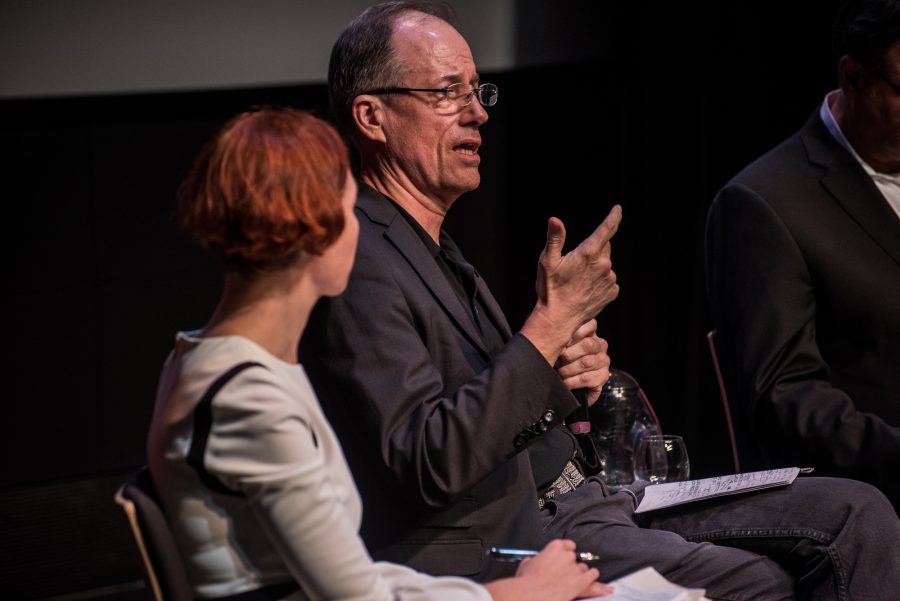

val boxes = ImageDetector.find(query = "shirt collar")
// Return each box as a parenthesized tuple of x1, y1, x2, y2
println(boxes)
(820, 90, 900, 185)
(382, 194, 442, 258)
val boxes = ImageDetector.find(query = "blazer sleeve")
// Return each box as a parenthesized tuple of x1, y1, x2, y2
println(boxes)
(301, 233, 578, 509)
(205, 369, 491, 601)
(706, 182, 900, 475)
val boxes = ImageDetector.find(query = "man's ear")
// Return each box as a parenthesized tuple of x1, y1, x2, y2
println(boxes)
(838, 54, 864, 93)
(352, 95, 387, 143)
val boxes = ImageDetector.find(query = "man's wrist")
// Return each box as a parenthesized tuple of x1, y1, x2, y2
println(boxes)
(520, 307, 576, 365)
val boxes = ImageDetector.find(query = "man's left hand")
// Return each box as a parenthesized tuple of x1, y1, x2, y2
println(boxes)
(555, 319, 611, 406)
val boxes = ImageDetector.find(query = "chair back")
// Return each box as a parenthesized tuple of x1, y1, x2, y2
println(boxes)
(706, 330, 741, 473)
(114, 467, 193, 601)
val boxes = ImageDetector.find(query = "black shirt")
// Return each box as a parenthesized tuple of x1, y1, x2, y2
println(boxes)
(387, 198, 506, 356)
(385, 194, 578, 491)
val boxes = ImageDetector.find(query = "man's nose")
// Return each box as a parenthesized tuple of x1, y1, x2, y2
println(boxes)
(461, 97, 489, 126)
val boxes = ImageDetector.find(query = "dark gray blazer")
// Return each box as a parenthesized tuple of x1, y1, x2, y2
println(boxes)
(300, 185, 579, 580)
(706, 110, 900, 506)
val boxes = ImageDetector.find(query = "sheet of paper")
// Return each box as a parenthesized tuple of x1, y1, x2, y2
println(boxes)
(635, 467, 801, 514)
(582, 567, 708, 601)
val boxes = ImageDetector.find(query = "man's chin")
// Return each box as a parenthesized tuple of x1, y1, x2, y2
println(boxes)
(430, 174, 481, 206)
(453, 173, 481, 195)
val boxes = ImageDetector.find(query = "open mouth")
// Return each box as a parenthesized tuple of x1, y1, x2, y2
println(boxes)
(454, 141, 480, 156)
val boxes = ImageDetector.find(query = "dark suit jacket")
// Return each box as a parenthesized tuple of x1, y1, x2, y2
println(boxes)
(299, 185, 579, 580)
(706, 110, 900, 506)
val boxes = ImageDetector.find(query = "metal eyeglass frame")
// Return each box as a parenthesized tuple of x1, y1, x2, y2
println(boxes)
(361, 82, 498, 107)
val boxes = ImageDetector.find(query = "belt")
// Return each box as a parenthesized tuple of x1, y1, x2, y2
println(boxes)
(538, 460, 586, 510)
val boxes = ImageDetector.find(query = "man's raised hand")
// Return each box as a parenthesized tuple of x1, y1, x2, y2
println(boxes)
(522, 205, 622, 365)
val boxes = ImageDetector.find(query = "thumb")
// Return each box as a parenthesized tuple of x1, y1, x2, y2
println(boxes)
(543, 217, 567, 262)
(581, 580, 614, 598)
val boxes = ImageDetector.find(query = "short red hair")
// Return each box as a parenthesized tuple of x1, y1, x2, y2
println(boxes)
(178, 107, 350, 273)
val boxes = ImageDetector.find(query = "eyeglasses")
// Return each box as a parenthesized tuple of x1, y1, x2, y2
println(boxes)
(880, 74, 900, 94)
(362, 82, 498, 108)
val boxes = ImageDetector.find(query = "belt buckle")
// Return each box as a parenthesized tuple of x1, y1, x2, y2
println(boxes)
(538, 460, 585, 509)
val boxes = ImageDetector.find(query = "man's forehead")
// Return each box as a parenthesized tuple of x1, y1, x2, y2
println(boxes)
(393, 11, 447, 37)
(391, 13, 476, 80)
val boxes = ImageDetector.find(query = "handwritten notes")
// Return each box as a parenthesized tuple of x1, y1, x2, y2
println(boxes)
(635, 468, 801, 514)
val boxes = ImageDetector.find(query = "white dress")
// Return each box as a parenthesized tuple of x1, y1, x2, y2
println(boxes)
(147, 332, 491, 601)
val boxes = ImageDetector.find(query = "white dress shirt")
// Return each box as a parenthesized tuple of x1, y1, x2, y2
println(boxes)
(820, 90, 900, 219)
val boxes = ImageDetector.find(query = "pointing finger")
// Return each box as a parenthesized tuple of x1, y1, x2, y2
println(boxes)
(587, 205, 622, 251)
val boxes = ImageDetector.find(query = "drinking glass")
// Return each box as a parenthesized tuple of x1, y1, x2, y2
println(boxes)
(633, 435, 690, 484)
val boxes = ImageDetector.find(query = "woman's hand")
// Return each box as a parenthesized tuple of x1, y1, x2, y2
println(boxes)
(484, 539, 613, 601)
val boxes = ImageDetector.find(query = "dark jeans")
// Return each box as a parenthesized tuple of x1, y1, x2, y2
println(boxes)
(541, 476, 900, 601)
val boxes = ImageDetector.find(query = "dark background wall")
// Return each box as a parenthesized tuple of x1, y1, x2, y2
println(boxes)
(1, 1, 843, 598)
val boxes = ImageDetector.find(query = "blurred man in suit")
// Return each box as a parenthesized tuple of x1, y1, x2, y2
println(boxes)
(707, 0, 900, 508)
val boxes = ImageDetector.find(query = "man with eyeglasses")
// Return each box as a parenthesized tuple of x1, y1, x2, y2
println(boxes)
(707, 0, 900, 510)
(301, 2, 900, 598)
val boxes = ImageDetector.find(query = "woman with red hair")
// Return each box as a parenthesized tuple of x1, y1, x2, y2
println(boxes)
(147, 107, 609, 601)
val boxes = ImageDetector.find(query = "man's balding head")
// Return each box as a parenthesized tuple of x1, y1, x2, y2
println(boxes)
(328, 1, 456, 139)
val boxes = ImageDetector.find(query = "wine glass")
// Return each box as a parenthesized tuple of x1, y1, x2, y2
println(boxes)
(634, 435, 690, 484)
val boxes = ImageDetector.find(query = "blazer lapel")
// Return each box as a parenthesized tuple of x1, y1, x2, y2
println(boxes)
(357, 187, 491, 357)
(475, 275, 513, 340)
(440, 233, 514, 341)
(803, 113, 900, 270)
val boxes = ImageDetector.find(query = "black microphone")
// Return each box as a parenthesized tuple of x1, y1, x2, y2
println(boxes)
(569, 388, 601, 475)
(568, 388, 592, 434)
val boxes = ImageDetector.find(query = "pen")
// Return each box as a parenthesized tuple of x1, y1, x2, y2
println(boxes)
(488, 547, 601, 563)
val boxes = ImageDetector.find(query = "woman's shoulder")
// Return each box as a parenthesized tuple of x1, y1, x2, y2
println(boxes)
(159, 332, 314, 419)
